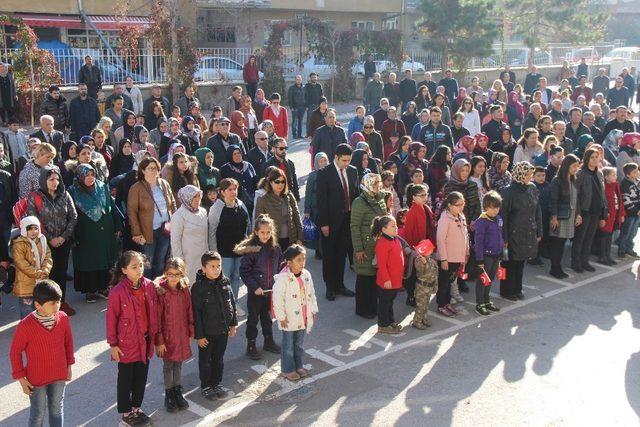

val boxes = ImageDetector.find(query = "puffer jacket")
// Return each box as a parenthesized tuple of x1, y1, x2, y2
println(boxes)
(40, 92, 69, 130)
(106, 277, 160, 364)
(272, 267, 318, 332)
(442, 179, 482, 224)
(350, 191, 387, 276)
(155, 280, 194, 362)
(500, 181, 543, 260)
(27, 167, 77, 241)
(235, 241, 284, 293)
(254, 192, 303, 243)
(191, 271, 238, 339)
(11, 236, 53, 298)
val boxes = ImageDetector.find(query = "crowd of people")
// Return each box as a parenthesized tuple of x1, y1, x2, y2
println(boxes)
(3, 55, 640, 426)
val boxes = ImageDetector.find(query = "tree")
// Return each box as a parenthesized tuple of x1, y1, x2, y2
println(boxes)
(417, 0, 499, 72)
(505, 0, 610, 67)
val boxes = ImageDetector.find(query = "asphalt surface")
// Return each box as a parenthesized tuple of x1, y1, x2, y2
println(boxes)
(1, 135, 640, 426)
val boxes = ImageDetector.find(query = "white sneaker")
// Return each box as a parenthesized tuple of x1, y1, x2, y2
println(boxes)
(451, 283, 464, 302)
(236, 307, 246, 317)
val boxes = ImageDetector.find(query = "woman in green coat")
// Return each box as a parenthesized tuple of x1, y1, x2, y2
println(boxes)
(350, 173, 387, 319)
(69, 163, 122, 303)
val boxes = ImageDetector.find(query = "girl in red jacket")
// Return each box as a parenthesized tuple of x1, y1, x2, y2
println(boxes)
(106, 251, 160, 426)
(599, 167, 625, 265)
(155, 257, 194, 413)
(373, 215, 405, 335)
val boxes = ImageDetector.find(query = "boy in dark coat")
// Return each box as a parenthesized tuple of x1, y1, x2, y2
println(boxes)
(530, 167, 549, 265)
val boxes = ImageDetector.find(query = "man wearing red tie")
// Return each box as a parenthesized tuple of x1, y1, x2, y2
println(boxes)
(316, 143, 359, 300)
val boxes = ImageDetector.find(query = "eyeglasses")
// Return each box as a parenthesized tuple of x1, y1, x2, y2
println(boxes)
(256, 137, 268, 140)
(166, 273, 183, 278)
(277, 146, 288, 151)
(273, 180, 286, 184)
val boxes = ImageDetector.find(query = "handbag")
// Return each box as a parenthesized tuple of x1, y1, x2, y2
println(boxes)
(556, 203, 571, 220)
(303, 217, 319, 249)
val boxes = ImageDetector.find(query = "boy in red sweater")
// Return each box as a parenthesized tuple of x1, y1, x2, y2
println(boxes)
(10, 280, 75, 427)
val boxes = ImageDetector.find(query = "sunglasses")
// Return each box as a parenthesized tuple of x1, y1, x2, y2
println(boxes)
(277, 146, 288, 151)
(273, 179, 286, 184)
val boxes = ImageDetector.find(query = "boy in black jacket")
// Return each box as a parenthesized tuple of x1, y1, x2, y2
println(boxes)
(529, 167, 549, 265)
(191, 251, 237, 401)
(619, 163, 640, 258)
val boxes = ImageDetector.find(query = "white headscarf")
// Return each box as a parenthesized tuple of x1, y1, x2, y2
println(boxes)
(19, 216, 48, 270)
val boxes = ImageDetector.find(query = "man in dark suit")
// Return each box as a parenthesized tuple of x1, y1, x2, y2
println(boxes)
(311, 109, 347, 161)
(316, 143, 358, 300)
(262, 137, 300, 201)
(247, 130, 272, 176)
(30, 115, 64, 162)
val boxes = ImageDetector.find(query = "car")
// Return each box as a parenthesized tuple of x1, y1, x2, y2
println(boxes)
(565, 47, 601, 64)
(601, 47, 640, 63)
(509, 48, 553, 66)
(56, 56, 149, 85)
(353, 57, 426, 75)
(195, 56, 264, 82)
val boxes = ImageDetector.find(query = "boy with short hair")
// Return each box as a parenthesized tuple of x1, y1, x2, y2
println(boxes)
(619, 163, 640, 258)
(10, 280, 75, 427)
(3, 117, 28, 173)
(191, 251, 237, 401)
(529, 166, 549, 265)
(96, 90, 107, 116)
(474, 191, 504, 316)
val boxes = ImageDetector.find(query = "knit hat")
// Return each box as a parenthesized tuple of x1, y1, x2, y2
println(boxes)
(19, 216, 48, 271)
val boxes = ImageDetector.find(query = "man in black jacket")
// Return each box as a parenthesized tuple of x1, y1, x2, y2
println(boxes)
(363, 54, 376, 81)
(438, 69, 459, 106)
(206, 117, 243, 168)
(287, 75, 306, 139)
(262, 137, 300, 201)
(565, 107, 591, 143)
(78, 55, 102, 99)
(523, 103, 542, 131)
(384, 72, 401, 109)
(418, 107, 454, 158)
(523, 65, 542, 95)
(552, 121, 574, 153)
(607, 77, 630, 109)
(311, 110, 347, 160)
(399, 69, 417, 113)
(417, 72, 438, 99)
(304, 73, 324, 116)
(143, 85, 170, 129)
(247, 130, 271, 176)
(582, 111, 602, 144)
(548, 99, 566, 124)
(69, 83, 100, 141)
(499, 65, 516, 85)
(105, 83, 134, 111)
(40, 85, 69, 132)
(592, 68, 610, 98)
(316, 143, 357, 300)
(603, 106, 636, 136)
(482, 105, 508, 145)
(30, 115, 64, 161)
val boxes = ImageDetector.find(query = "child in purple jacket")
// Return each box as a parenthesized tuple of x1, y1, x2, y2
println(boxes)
(474, 191, 504, 316)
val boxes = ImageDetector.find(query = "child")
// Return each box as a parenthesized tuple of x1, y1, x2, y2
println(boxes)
(373, 215, 404, 334)
(410, 248, 438, 330)
(10, 280, 74, 427)
(12, 216, 52, 319)
(435, 192, 470, 317)
(474, 191, 504, 315)
(97, 90, 107, 116)
(4, 117, 29, 172)
(171, 106, 182, 121)
(201, 186, 218, 212)
(561, 90, 572, 114)
(619, 163, 640, 258)
(136, 114, 146, 126)
(600, 167, 625, 265)
(470, 156, 490, 205)
(381, 170, 401, 216)
(155, 258, 194, 413)
(409, 168, 424, 185)
(106, 251, 159, 426)
(191, 251, 237, 400)
(529, 166, 549, 265)
(235, 215, 284, 360)
(395, 208, 408, 235)
(272, 244, 318, 380)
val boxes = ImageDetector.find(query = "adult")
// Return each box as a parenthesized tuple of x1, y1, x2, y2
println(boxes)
(105, 83, 134, 112)
(123, 76, 144, 115)
(432, 94, 451, 126)
(348, 105, 366, 139)
(128, 157, 177, 278)
(481, 105, 508, 145)
(362, 115, 384, 161)
(253, 88, 270, 126)
(513, 128, 544, 164)
(262, 93, 289, 139)
(606, 77, 630, 109)
(418, 107, 454, 158)
(223, 86, 243, 119)
(243, 55, 260, 99)
(572, 75, 592, 105)
(143, 85, 170, 129)
(171, 185, 208, 284)
(69, 83, 100, 141)
(442, 158, 481, 229)
(304, 72, 324, 115)
(144, 101, 167, 136)
(523, 65, 542, 95)
(316, 143, 358, 300)
(363, 53, 376, 81)
(411, 108, 430, 140)
(30, 115, 64, 162)
(451, 114, 471, 151)
(262, 137, 300, 201)
(400, 141, 429, 192)
(548, 99, 565, 124)
(18, 143, 56, 198)
(364, 73, 384, 114)
(311, 109, 347, 161)
(247, 130, 271, 175)
(108, 138, 134, 178)
(239, 95, 258, 147)
(381, 107, 407, 161)
(97, 116, 116, 148)
(350, 173, 386, 318)
(488, 152, 512, 192)
(438, 69, 459, 106)
(603, 106, 636, 137)
(105, 95, 134, 133)
(69, 164, 121, 302)
(78, 55, 102, 99)
(208, 177, 251, 316)
(460, 96, 482, 137)
(255, 166, 303, 249)
(414, 85, 432, 114)
(165, 152, 200, 206)
(616, 132, 640, 181)
(372, 98, 390, 132)
(565, 107, 591, 143)
(582, 111, 602, 145)
(287, 75, 306, 140)
(499, 65, 516, 86)
(401, 102, 419, 135)
(181, 115, 202, 154)
(304, 151, 329, 249)
(65, 139, 109, 184)
(173, 86, 199, 118)
(114, 111, 137, 147)
(40, 85, 69, 132)
(0, 62, 17, 125)
(621, 67, 636, 97)
(28, 166, 77, 314)
(399, 69, 417, 113)
(206, 116, 243, 168)
(306, 97, 329, 139)
(467, 76, 484, 98)
(220, 145, 257, 213)
(132, 125, 157, 157)
(194, 147, 222, 191)
(506, 91, 524, 139)
(417, 72, 438, 100)
(384, 72, 401, 109)
(553, 120, 575, 154)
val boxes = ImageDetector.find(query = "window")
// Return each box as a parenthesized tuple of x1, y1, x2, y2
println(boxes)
(382, 18, 397, 30)
(352, 21, 375, 31)
(264, 21, 292, 46)
(66, 29, 121, 49)
(197, 9, 236, 44)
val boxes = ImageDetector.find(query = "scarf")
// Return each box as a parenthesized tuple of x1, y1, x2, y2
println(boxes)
(121, 111, 136, 142)
(455, 88, 467, 106)
(167, 142, 185, 161)
(226, 145, 249, 174)
(507, 90, 524, 118)
(450, 158, 471, 185)
(177, 185, 202, 213)
(19, 216, 48, 270)
(313, 152, 328, 170)
(360, 172, 381, 195)
(574, 134, 594, 159)
(0, 63, 8, 78)
(512, 161, 535, 184)
(454, 136, 475, 157)
(69, 164, 109, 222)
(111, 138, 134, 175)
(230, 110, 248, 140)
(405, 141, 427, 169)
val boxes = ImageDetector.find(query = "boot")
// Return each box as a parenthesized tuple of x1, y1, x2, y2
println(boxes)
(164, 388, 178, 413)
(246, 339, 262, 360)
(173, 385, 189, 410)
(263, 335, 281, 354)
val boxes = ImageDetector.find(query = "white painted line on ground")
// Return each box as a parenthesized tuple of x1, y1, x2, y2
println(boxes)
(592, 262, 614, 270)
(196, 263, 633, 425)
(536, 275, 571, 287)
(185, 399, 211, 418)
(306, 348, 346, 367)
(489, 293, 517, 303)
(427, 310, 465, 325)
(343, 328, 390, 349)
(522, 284, 539, 290)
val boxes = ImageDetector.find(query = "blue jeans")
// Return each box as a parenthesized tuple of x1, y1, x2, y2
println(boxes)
(291, 107, 305, 138)
(221, 257, 241, 298)
(142, 227, 171, 279)
(619, 215, 640, 253)
(19, 297, 34, 319)
(281, 330, 305, 373)
(29, 381, 65, 427)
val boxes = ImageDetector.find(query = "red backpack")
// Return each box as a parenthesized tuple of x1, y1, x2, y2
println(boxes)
(12, 192, 44, 230)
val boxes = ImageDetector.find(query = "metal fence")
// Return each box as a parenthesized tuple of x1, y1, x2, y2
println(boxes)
(0, 43, 626, 87)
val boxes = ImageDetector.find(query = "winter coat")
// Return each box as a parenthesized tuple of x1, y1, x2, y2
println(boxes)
(254, 192, 303, 243)
(173, 96, 200, 119)
(306, 108, 327, 138)
(155, 280, 194, 362)
(272, 267, 318, 332)
(375, 234, 404, 289)
(170, 205, 209, 284)
(548, 177, 577, 239)
(500, 181, 543, 260)
(363, 131, 384, 161)
(401, 203, 436, 248)
(65, 157, 109, 184)
(263, 106, 289, 139)
(384, 82, 401, 107)
(364, 80, 384, 109)
(235, 242, 284, 293)
(575, 168, 608, 219)
(436, 210, 470, 263)
(442, 179, 482, 225)
(350, 191, 387, 276)
(124, 85, 144, 115)
(11, 236, 53, 298)
(474, 213, 504, 263)
(621, 177, 640, 217)
(127, 179, 176, 244)
(418, 122, 454, 158)
(106, 277, 160, 364)
(69, 96, 101, 138)
(28, 186, 77, 243)
(304, 170, 319, 219)
(602, 181, 626, 233)
(206, 133, 244, 169)
(19, 161, 53, 199)
(399, 78, 417, 103)
(191, 271, 238, 338)
(262, 156, 300, 201)
(207, 198, 251, 253)
(40, 93, 69, 130)
(311, 125, 348, 160)
(287, 83, 306, 109)
(616, 149, 640, 182)
(304, 82, 324, 108)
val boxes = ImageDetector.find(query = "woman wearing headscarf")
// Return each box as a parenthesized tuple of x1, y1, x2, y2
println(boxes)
(401, 101, 419, 134)
(603, 129, 623, 165)
(160, 117, 190, 159)
(453, 87, 467, 114)
(58, 140, 78, 188)
(28, 166, 77, 314)
(488, 152, 513, 192)
(350, 172, 387, 319)
(306, 97, 329, 138)
(304, 152, 329, 258)
(194, 147, 222, 191)
(349, 131, 365, 150)
(506, 91, 524, 139)
(231, 110, 249, 149)
(132, 124, 158, 158)
(356, 141, 381, 174)
(181, 115, 201, 154)
(165, 152, 200, 206)
(428, 145, 452, 206)
(499, 161, 543, 300)
(400, 141, 429, 196)
(114, 111, 137, 146)
(350, 148, 372, 182)
(362, 115, 384, 160)
(109, 138, 135, 177)
(513, 128, 544, 165)
(252, 88, 270, 126)
(170, 185, 208, 284)
(616, 132, 640, 180)
(258, 119, 277, 146)
(574, 133, 595, 160)
(220, 144, 257, 214)
(65, 139, 109, 184)
(452, 135, 476, 163)
(150, 117, 167, 151)
(69, 164, 122, 303)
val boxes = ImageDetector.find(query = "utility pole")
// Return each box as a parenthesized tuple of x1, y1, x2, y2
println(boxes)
(168, 0, 180, 102)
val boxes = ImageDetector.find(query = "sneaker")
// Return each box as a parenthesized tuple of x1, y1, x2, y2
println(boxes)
(85, 293, 97, 303)
(60, 302, 76, 316)
(486, 302, 500, 312)
(201, 386, 217, 401)
(134, 409, 150, 425)
(121, 413, 138, 427)
(628, 250, 640, 259)
(450, 298, 457, 305)
(96, 289, 109, 299)
(377, 325, 401, 334)
(236, 307, 246, 317)
(213, 385, 230, 400)
(475, 304, 491, 316)
(405, 296, 416, 307)
(390, 322, 402, 331)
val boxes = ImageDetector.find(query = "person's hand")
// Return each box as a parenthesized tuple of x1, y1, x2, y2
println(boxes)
(50, 237, 60, 247)
(441, 261, 449, 271)
(575, 215, 582, 227)
(197, 338, 209, 348)
(115, 231, 122, 238)
(280, 319, 288, 329)
(469, 220, 476, 231)
(38, 271, 47, 279)
(355, 251, 366, 264)
(477, 264, 485, 271)
(67, 365, 73, 381)
(133, 235, 146, 245)
(255, 288, 264, 296)
(599, 220, 606, 228)
(321, 226, 330, 237)
(111, 346, 124, 362)
(18, 377, 33, 396)
(156, 344, 166, 357)
(0, 261, 9, 269)
(304, 213, 310, 219)
(417, 255, 427, 264)
(550, 216, 559, 231)
(229, 326, 237, 337)
(621, 216, 626, 224)
(384, 280, 392, 289)
(313, 312, 318, 322)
